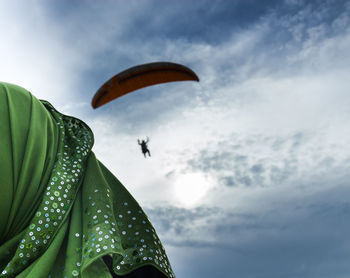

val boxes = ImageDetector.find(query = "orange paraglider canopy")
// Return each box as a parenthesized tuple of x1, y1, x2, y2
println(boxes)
(91, 62, 199, 109)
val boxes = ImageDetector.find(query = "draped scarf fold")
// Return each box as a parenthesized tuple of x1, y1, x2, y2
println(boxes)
(0, 83, 175, 278)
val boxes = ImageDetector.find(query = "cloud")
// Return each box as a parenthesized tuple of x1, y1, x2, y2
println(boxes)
(147, 181, 350, 243)
(83, 0, 350, 225)
(182, 130, 350, 191)
(2, 1, 350, 277)
(148, 179, 350, 277)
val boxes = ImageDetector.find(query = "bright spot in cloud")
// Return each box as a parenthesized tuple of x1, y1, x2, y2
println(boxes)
(172, 173, 212, 208)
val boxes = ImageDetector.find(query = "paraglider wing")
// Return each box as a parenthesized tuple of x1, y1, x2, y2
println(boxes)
(91, 62, 199, 108)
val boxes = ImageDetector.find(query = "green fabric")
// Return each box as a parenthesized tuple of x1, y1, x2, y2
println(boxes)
(0, 82, 175, 278)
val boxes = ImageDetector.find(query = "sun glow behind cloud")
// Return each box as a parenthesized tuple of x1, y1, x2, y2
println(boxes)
(172, 172, 214, 208)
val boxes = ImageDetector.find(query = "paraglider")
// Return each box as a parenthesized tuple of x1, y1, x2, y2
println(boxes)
(91, 61, 199, 108)
(138, 137, 151, 158)
(91, 61, 199, 158)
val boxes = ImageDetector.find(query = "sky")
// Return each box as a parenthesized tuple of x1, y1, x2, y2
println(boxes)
(1, 0, 350, 277)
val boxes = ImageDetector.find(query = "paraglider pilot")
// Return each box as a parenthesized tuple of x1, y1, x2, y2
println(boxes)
(138, 137, 151, 158)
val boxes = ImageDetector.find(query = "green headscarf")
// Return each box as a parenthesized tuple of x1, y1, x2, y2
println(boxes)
(0, 82, 175, 278)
